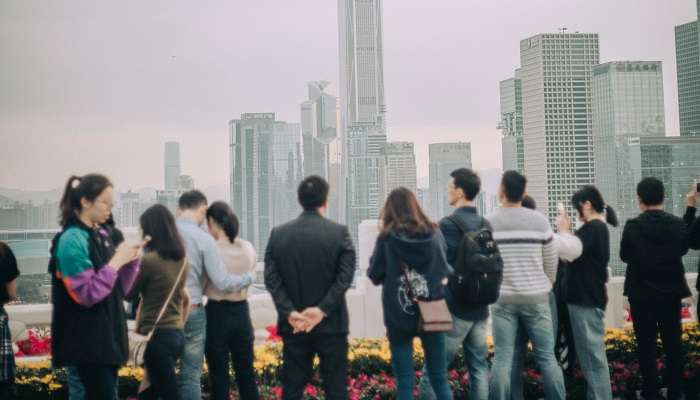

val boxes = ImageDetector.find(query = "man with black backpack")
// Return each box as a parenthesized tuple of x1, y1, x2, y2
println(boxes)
(418, 168, 497, 400)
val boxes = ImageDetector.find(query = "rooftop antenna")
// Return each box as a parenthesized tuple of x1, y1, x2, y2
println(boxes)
(558, 27, 568, 34)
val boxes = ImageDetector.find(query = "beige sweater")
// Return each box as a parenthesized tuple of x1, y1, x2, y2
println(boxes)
(204, 238, 256, 302)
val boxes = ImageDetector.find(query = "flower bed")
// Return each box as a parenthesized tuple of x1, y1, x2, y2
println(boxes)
(12, 323, 700, 399)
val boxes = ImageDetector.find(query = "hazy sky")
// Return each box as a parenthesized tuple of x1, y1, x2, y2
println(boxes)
(0, 0, 696, 192)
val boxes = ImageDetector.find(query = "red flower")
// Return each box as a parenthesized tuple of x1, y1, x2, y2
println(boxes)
(304, 384, 318, 398)
(266, 325, 282, 342)
(271, 386, 283, 400)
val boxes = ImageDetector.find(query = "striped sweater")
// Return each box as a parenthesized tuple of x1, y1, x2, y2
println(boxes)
(487, 207, 558, 304)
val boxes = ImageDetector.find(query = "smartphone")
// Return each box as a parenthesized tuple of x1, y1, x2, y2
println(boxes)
(696, 182, 700, 192)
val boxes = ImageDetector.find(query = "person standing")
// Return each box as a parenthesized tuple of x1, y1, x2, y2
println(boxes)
(684, 182, 700, 306)
(175, 190, 253, 400)
(487, 171, 565, 400)
(622, 177, 692, 400)
(127, 204, 190, 400)
(368, 187, 453, 400)
(264, 176, 356, 400)
(0, 242, 19, 399)
(50, 174, 141, 399)
(417, 168, 489, 400)
(204, 202, 258, 400)
(557, 186, 615, 400)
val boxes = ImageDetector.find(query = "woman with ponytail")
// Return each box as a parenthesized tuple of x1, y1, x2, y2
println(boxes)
(203, 201, 258, 400)
(556, 185, 617, 400)
(50, 174, 142, 399)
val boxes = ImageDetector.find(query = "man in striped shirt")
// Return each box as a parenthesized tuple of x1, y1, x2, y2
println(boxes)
(486, 171, 566, 400)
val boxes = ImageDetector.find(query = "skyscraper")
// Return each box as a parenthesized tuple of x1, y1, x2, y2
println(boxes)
(675, 0, 700, 136)
(229, 113, 276, 256)
(385, 142, 417, 193)
(272, 121, 302, 226)
(338, 0, 387, 242)
(428, 143, 472, 220)
(499, 70, 524, 173)
(164, 142, 181, 191)
(520, 33, 599, 220)
(591, 61, 666, 274)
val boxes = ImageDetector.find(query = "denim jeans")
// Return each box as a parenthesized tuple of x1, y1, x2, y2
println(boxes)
(567, 304, 612, 400)
(140, 328, 185, 400)
(205, 300, 259, 400)
(510, 291, 558, 400)
(389, 332, 453, 400)
(418, 317, 488, 400)
(489, 302, 565, 400)
(67, 365, 119, 400)
(177, 307, 206, 400)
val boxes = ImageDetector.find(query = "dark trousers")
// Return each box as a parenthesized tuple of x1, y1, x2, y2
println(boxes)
(76, 365, 119, 400)
(281, 332, 348, 400)
(630, 297, 684, 400)
(139, 328, 185, 400)
(205, 300, 259, 400)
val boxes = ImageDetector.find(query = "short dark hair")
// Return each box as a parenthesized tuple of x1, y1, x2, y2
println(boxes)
(450, 168, 480, 201)
(522, 195, 536, 210)
(298, 175, 329, 211)
(637, 177, 664, 206)
(178, 190, 207, 210)
(501, 170, 527, 203)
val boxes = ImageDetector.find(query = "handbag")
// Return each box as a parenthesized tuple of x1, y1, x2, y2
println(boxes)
(400, 262, 453, 333)
(128, 259, 188, 367)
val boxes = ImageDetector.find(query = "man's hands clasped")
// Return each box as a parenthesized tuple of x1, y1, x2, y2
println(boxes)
(287, 307, 326, 334)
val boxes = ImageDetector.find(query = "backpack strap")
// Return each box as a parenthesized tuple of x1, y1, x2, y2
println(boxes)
(446, 214, 484, 234)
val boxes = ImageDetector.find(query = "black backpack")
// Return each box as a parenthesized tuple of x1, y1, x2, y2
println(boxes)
(446, 216, 503, 306)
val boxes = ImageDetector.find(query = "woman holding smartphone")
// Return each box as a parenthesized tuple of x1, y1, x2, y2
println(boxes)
(127, 204, 190, 400)
(50, 174, 141, 399)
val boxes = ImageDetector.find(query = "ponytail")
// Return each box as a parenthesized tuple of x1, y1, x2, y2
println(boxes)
(571, 185, 618, 227)
(206, 201, 240, 243)
(604, 205, 619, 227)
(59, 174, 113, 227)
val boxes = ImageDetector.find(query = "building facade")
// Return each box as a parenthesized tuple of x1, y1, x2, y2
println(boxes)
(164, 142, 181, 191)
(591, 61, 666, 274)
(675, 0, 700, 136)
(499, 70, 524, 173)
(520, 33, 599, 221)
(385, 142, 417, 193)
(428, 143, 472, 220)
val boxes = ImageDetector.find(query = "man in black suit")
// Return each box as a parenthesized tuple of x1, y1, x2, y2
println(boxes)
(264, 175, 356, 400)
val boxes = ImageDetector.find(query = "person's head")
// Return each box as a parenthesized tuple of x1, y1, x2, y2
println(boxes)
(139, 204, 186, 261)
(178, 190, 208, 224)
(522, 195, 537, 210)
(571, 185, 619, 227)
(379, 187, 437, 238)
(59, 174, 113, 228)
(206, 201, 240, 243)
(498, 170, 527, 205)
(636, 177, 665, 210)
(447, 168, 480, 206)
(298, 175, 329, 213)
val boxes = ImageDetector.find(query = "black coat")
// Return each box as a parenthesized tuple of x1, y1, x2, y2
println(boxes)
(264, 211, 356, 336)
(49, 221, 129, 367)
(621, 210, 692, 300)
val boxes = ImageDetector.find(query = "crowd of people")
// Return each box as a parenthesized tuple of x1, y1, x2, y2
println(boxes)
(0, 168, 699, 400)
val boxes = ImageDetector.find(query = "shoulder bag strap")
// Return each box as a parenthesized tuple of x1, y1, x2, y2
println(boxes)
(145, 259, 188, 341)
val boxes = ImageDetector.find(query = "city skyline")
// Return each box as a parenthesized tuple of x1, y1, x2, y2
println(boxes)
(1, 1, 695, 192)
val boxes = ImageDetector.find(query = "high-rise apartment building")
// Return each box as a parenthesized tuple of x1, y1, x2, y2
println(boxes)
(272, 121, 302, 226)
(499, 70, 524, 173)
(428, 143, 472, 220)
(385, 142, 417, 193)
(591, 61, 666, 274)
(675, 0, 700, 136)
(520, 33, 599, 221)
(338, 0, 387, 242)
